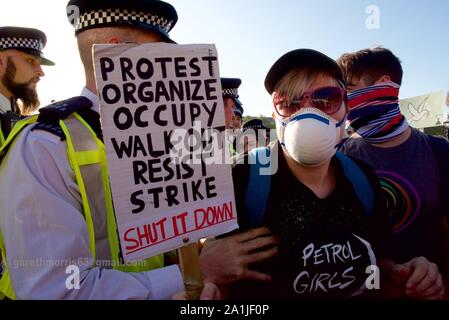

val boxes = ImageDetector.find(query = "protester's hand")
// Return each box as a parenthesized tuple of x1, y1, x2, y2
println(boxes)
(172, 282, 223, 300)
(199, 227, 279, 285)
(391, 256, 444, 300)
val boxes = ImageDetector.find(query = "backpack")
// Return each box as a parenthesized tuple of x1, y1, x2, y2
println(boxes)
(243, 147, 375, 228)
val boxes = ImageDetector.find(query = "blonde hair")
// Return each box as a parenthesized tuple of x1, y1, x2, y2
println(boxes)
(272, 68, 342, 104)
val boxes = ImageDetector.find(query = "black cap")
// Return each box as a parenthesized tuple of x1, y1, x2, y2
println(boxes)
(264, 48, 346, 94)
(0, 26, 54, 66)
(67, 0, 178, 43)
(221, 77, 243, 107)
(242, 119, 268, 132)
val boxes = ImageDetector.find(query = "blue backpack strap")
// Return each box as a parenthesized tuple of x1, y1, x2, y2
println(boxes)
(335, 152, 375, 217)
(244, 147, 272, 228)
(31, 96, 93, 141)
(427, 135, 449, 216)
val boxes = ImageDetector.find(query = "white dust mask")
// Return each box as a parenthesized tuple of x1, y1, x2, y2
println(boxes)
(276, 108, 346, 166)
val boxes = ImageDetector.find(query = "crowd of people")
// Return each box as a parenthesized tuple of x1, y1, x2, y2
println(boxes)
(0, 0, 448, 300)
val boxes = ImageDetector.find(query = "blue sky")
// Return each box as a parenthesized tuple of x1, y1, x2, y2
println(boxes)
(170, 0, 449, 116)
(1, 0, 448, 116)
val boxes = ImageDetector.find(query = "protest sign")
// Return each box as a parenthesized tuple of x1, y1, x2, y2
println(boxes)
(94, 43, 238, 261)
(399, 91, 445, 128)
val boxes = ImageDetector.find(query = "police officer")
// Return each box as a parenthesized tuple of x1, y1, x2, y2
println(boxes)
(0, 0, 218, 300)
(221, 77, 243, 129)
(0, 26, 54, 145)
(239, 118, 270, 153)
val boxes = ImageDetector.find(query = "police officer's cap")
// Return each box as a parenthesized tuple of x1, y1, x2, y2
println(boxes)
(0, 26, 55, 66)
(264, 49, 346, 94)
(67, 0, 178, 43)
(221, 77, 243, 107)
(243, 119, 268, 133)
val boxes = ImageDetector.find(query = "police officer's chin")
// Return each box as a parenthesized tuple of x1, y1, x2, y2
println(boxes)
(20, 94, 40, 115)
(11, 84, 40, 114)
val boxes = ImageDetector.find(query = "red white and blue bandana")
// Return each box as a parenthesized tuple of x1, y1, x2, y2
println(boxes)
(347, 82, 408, 143)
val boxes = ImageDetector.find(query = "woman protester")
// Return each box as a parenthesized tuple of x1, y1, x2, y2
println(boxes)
(200, 49, 444, 300)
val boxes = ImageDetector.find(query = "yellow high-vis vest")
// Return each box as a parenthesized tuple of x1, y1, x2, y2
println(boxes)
(0, 111, 163, 300)
(0, 122, 5, 148)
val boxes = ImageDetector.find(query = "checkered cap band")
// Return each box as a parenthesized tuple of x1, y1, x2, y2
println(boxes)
(223, 88, 239, 97)
(0, 37, 44, 51)
(75, 9, 174, 33)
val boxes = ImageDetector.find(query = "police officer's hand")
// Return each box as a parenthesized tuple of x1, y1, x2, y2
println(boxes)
(199, 227, 279, 285)
(391, 256, 445, 300)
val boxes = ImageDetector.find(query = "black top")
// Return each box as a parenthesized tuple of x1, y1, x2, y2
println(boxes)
(342, 131, 448, 268)
(229, 143, 392, 299)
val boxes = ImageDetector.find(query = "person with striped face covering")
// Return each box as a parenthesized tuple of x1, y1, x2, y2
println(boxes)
(338, 47, 448, 299)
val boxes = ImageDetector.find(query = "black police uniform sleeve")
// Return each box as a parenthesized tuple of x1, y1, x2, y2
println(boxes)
(31, 96, 94, 141)
(350, 156, 394, 262)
